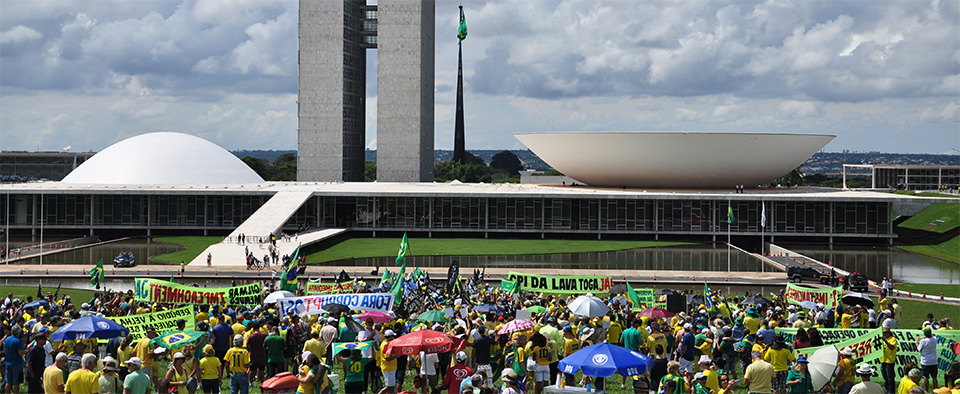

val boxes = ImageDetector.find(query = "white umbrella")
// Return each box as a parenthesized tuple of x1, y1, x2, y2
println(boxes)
(799, 301, 818, 310)
(264, 290, 296, 304)
(568, 295, 610, 317)
(807, 345, 840, 391)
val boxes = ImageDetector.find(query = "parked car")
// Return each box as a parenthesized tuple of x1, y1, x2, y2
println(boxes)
(787, 265, 833, 285)
(113, 252, 136, 268)
(843, 272, 870, 292)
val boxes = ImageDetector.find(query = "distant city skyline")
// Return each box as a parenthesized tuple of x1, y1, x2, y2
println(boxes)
(1, 0, 957, 154)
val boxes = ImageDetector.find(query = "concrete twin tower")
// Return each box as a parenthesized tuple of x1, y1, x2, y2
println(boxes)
(298, 0, 435, 183)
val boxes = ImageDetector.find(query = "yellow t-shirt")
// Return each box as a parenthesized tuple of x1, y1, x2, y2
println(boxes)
(64, 368, 100, 394)
(839, 314, 853, 329)
(836, 358, 855, 385)
(133, 338, 157, 368)
(743, 316, 761, 335)
(43, 364, 66, 394)
(697, 339, 711, 357)
(646, 333, 667, 356)
(606, 321, 623, 344)
(232, 323, 246, 336)
(564, 338, 580, 357)
(897, 376, 917, 394)
(379, 341, 397, 372)
(297, 364, 316, 394)
(703, 370, 720, 392)
(118, 346, 135, 365)
(303, 338, 325, 358)
(224, 347, 250, 373)
(744, 360, 774, 394)
(200, 356, 222, 380)
(763, 348, 795, 372)
(532, 345, 551, 366)
(196, 312, 209, 323)
(881, 337, 898, 364)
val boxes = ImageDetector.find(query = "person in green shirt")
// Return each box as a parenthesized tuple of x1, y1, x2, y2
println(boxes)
(338, 349, 369, 394)
(264, 327, 286, 378)
(785, 356, 813, 394)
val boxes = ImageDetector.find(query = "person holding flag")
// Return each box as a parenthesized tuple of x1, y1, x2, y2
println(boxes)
(389, 233, 409, 306)
(281, 245, 301, 292)
(89, 259, 104, 289)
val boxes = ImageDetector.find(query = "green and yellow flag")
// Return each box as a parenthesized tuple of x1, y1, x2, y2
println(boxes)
(89, 259, 104, 288)
(389, 262, 406, 306)
(457, 7, 468, 42)
(626, 281, 642, 309)
(727, 203, 735, 224)
(396, 232, 409, 265)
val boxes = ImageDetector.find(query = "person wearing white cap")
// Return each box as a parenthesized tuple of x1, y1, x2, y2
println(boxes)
(379, 330, 400, 394)
(849, 363, 883, 394)
(123, 357, 151, 394)
(833, 347, 857, 394)
(692, 372, 710, 394)
(443, 352, 473, 394)
(697, 355, 719, 392)
(676, 324, 696, 375)
(165, 352, 189, 394)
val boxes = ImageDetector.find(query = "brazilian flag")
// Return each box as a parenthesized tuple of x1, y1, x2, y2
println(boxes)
(727, 203, 735, 224)
(396, 233, 409, 266)
(333, 341, 374, 355)
(89, 259, 104, 288)
(150, 330, 208, 350)
(457, 7, 468, 42)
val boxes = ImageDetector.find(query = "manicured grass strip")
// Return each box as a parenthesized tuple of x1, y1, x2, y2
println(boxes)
(305, 238, 695, 263)
(152, 236, 223, 263)
(898, 234, 960, 263)
(897, 202, 960, 233)
(0, 285, 97, 304)
(893, 190, 960, 198)
(892, 281, 960, 299)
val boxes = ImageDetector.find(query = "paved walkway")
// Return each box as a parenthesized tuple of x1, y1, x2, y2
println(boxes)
(226, 190, 314, 242)
(188, 228, 347, 267)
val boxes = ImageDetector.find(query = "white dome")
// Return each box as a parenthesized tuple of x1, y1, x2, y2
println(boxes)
(62, 132, 264, 184)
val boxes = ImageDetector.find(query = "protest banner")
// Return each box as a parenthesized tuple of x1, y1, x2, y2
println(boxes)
(506, 272, 613, 294)
(784, 283, 843, 309)
(134, 278, 261, 306)
(776, 327, 960, 381)
(109, 305, 195, 341)
(277, 293, 395, 316)
(306, 282, 355, 294)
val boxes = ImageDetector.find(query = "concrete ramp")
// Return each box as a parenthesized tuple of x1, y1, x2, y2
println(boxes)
(228, 191, 314, 241)
(189, 228, 346, 267)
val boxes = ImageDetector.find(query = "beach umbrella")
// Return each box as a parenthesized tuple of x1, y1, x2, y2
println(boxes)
(263, 290, 295, 304)
(417, 310, 449, 323)
(807, 345, 841, 391)
(637, 307, 674, 319)
(51, 315, 130, 341)
(609, 284, 628, 294)
(474, 304, 505, 314)
(357, 311, 393, 324)
(653, 289, 679, 296)
(323, 303, 351, 314)
(568, 295, 609, 317)
(798, 301, 818, 310)
(385, 329, 455, 356)
(739, 295, 772, 306)
(525, 305, 547, 314)
(149, 330, 209, 350)
(558, 343, 651, 378)
(22, 300, 50, 310)
(498, 319, 536, 335)
(841, 293, 874, 308)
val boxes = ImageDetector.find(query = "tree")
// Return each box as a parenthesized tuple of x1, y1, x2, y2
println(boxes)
(242, 156, 272, 180)
(463, 152, 485, 166)
(489, 151, 523, 177)
(776, 166, 804, 187)
(364, 161, 377, 182)
(270, 153, 297, 181)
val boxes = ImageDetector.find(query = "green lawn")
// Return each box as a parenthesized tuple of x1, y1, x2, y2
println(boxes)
(305, 238, 695, 263)
(898, 234, 960, 263)
(893, 190, 960, 198)
(897, 202, 960, 233)
(891, 282, 960, 299)
(152, 236, 223, 263)
(0, 285, 97, 304)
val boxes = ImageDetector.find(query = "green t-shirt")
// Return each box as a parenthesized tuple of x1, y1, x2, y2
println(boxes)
(786, 369, 813, 393)
(123, 370, 152, 394)
(622, 328, 641, 350)
(264, 334, 285, 364)
(345, 358, 369, 383)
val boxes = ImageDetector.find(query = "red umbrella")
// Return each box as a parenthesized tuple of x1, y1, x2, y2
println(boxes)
(356, 311, 392, 324)
(637, 307, 674, 318)
(385, 329, 459, 356)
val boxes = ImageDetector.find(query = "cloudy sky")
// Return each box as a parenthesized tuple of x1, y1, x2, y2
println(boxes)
(1, 0, 958, 154)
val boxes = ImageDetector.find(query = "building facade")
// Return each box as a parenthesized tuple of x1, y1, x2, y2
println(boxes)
(298, 0, 434, 183)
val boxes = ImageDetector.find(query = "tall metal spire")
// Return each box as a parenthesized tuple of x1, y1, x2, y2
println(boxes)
(453, 5, 466, 164)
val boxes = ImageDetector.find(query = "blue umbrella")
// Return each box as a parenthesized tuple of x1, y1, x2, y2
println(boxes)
(51, 315, 130, 341)
(22, 300, 50, 310)
(474, 304, 504, 314)
(558, 343, 651, 378)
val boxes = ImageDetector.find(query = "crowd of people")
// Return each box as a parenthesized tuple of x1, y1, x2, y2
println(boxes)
(0, 281, 955, 394)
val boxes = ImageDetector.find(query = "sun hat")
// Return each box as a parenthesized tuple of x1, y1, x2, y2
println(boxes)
(797, 356, 808, 363)
(125, 357, 142, 367)
(694, 372, 706, 380)
(154, 347, 167, 355)
(856, 363, 875, 375)
(840, 347, 853, 356)
(699, 355, 712, 364)
(173, 352, 186, 359)
(384, 329, 396, 337)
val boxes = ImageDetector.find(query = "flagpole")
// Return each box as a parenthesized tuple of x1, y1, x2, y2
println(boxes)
(727, 199, 731, 273)
(760, 200, 764, 257)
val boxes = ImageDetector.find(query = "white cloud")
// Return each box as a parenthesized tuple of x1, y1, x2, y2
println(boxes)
(0, 25, 42, 44)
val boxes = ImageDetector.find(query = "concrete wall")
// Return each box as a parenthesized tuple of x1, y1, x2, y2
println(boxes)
(376, 0, 435, 182)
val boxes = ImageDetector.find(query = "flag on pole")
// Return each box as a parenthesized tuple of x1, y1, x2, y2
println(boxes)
(380, 268, 393, 286)
(396, 233, 409, 266)
(704, 281, 714, 309)
(626, 282, 643, 309)
(281, 244, 301, 291)
(89, 259, 104, 288)
(54, 283, 61, 299)
(457, 6, 468, 42)
(389, 261, 406, 306)
(727, 203, 735, 224)
(760, 203, 766, 228)
(37, 283, 43, 299)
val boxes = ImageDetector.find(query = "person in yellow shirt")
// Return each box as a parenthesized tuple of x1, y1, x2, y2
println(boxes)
(881, 327, 898, 394)
(297, 352, 321, 394)
(898, 368, 921, 394)
(132, 326, 160, 390)
(530, 333, 553, 394)
(199, 345, 223, 394)
(833, 347, 856, 394)
(743, 308, 762, 335)
(646, 324, 668, 359)
(763, 336, 796, 394)
(698, 356, 720, 393)
(379, 330, 400, 394)
(224, 335, 251, 394)
(44, 352, 68, 394)
(64, 354, 100, 394)
(303, 331, 325, 360)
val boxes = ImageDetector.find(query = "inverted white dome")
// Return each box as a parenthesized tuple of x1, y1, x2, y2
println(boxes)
(62, 132, 264, 184)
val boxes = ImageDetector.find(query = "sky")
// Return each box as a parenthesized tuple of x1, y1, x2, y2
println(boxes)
(1, 0, 958, 155)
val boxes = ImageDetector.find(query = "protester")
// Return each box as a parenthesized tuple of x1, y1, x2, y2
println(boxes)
(744, 350, 774, 394)
(918, 328, 939, 391)
(224, 335, 250, 394)
(44, 352, 69, 394)
(785, 356, 812, 394)
(199, 345, 223, 394)
(850, 363, 884, 394)
(64, 353, 100, 394)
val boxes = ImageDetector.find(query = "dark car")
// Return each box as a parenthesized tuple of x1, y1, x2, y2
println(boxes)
(787, 265, 833, 285)
(113, 252, 136, 268)
(843, 273, 869, 292)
